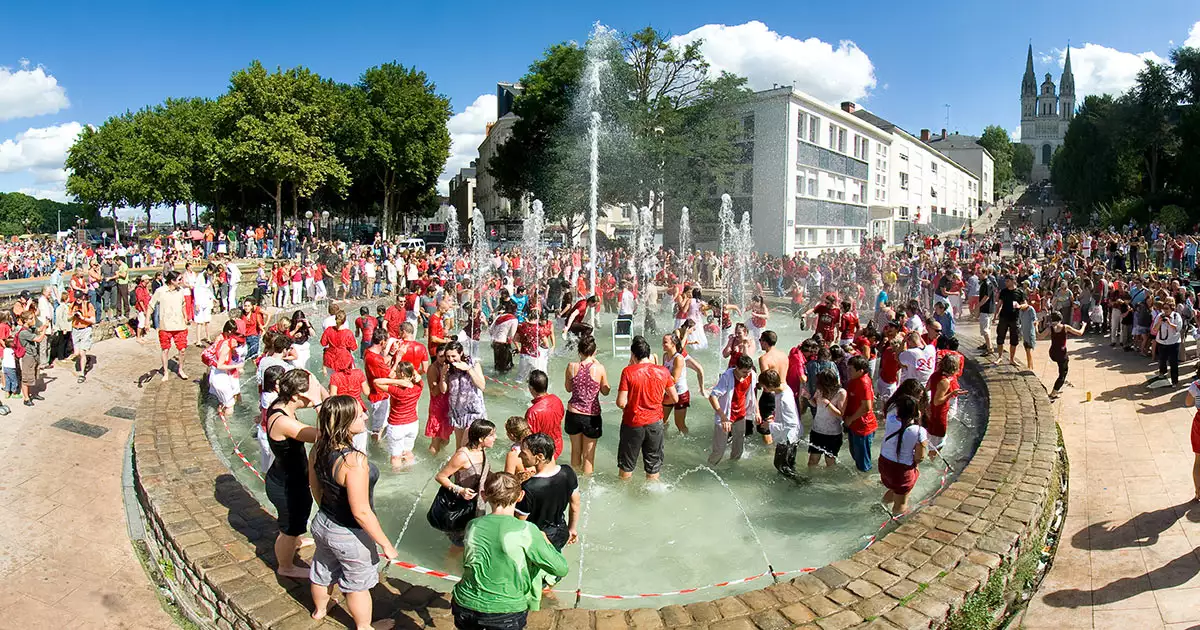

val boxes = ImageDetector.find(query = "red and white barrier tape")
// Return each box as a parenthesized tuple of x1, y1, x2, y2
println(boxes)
(218, 412, 265, 481)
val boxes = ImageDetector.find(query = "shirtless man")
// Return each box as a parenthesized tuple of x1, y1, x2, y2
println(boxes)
(756, 330, 788, 445)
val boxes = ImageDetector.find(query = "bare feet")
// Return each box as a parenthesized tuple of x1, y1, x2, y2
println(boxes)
(178, 370, 189, 380)
(161, 370, 170, 382)
(277, 566, 310, 579)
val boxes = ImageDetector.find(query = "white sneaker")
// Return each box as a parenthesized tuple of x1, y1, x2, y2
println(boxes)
(1149, 378, 1173, 389)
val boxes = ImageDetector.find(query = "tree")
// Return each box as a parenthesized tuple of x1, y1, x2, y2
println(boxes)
(977, 126, 1014, 198)
(1172, 47, 1200, 209)
(1126, 60, 1179, 197)
(1051, 94, 1141, 215)
(0, 192, 100, 235)
(216, 61, 350, 247)
(354, 63, 452, 238)
(1010, 143, 1034, 183)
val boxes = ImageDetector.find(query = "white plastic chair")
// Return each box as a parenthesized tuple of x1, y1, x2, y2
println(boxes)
(612, 317, 633, 358)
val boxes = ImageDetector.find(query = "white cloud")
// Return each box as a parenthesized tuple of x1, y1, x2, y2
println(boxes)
(439, 93, 497, 195)
(1059, 43, 1164, 100)
(1010, 125, 1021, 142)
(1186, 21, 1200, 48)
(669, 21, 877, 104)
(0, 60, 69, 121)
(0, 122, 83, 174)
(17, 186, 69, 203)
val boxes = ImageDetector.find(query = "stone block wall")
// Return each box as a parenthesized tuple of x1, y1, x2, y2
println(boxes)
(131, 343, 1062, 630)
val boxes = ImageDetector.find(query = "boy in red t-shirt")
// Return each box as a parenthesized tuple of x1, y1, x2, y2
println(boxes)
(354, 306, 377, 358)
(841, 356, 877, 472)
(374, 361, 422, 470)
(838, 300, 859, 346)
(616, 336, 677, 481)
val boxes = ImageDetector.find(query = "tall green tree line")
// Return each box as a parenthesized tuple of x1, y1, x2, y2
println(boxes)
(1052, 47, 1200, 225)
(65, 60, 451, 242)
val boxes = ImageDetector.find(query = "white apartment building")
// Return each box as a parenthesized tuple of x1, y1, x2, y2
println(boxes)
(734, 87, 892, 256)
(849, 108, 981, 245)
(924, 132, 995, 207)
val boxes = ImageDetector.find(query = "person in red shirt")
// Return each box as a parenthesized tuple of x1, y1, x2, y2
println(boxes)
(238, 298, 267, 358)
(927, 353, 965, 450)
(363, 328, 393, 438)
(319, 310, 358, 376)
(374, 361, 423, 470)
(706, 354, 758, 466)
(524, 370, 565, 460)
(842, 356, 877, 472)
(807, 294, 841, 344)
(838, 299, 859, 346)
(354, 306, 377, 359)
(394, 322, 431, 375)
(384, 294, 406, 339)
(876, 323, 903, 401)
(427, 297, 451, 354)
(616, 336, 677, 481)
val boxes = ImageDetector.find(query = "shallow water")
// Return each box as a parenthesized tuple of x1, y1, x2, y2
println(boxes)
(200, 307, 986, 608)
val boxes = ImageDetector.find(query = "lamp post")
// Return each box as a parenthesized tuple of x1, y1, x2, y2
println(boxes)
(321, 211, 330, 240)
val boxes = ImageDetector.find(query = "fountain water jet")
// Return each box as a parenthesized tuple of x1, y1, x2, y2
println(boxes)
(678, 206, 691, 279)
(522, 199, 547, 290)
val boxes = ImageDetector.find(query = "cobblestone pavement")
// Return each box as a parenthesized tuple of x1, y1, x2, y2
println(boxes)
(0, 335, 176, 629)
(1001, 330, 1200, 629)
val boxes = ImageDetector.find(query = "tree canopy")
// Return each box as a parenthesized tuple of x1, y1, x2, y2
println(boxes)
(64, 59, 451, 241)
(490, 27, 750, 236)
(1052, 49, 1200, 225)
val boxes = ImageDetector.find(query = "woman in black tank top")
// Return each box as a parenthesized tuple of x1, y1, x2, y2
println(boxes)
(308, 395, 397, 627)
(264, 368, 320, 579)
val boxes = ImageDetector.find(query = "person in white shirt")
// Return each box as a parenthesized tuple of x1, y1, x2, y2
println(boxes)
(616, 282, 635, 336)
(1150, 298, 1183, 388)
(225, 260, 241, 312)
(363, 258, 377, 299)
(760, 369, 801, 476)
(706, 355, 759, 466)
(898, 331, 937, 386)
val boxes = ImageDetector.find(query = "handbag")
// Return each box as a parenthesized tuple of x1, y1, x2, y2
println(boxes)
(425, 486, 475, 533)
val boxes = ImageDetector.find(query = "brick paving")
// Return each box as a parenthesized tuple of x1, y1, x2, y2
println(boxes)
(1017, 333, 1200, 630)
(0, 335, 175, 629)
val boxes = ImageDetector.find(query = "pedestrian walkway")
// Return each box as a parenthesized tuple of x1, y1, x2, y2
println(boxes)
(0, 336, 176, 628)
(1005, 332, 1200, 629)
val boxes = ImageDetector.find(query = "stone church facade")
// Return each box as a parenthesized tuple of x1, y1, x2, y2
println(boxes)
(1021, 44, 1075, 182)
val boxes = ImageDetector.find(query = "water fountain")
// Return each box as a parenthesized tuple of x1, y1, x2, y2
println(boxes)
(444, 205, 460, 252)
(678, 206, 692, 279)
(522, 199, 547, 291)
(638, 205, 659, 333)
(579, 23, 619, 323)
(469, 206, 490, 312)
(735, 211, 753, 309)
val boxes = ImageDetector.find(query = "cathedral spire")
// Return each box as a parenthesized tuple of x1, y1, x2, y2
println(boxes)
(1060, 45, 1075, 96)
(1022, 42, 1037, 97)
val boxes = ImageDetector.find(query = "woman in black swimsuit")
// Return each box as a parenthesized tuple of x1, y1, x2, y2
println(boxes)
(265, 368, 321, 579)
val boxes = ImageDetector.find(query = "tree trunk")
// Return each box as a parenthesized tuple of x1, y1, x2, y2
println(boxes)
(186, 201, 193, 225)
(291, 185, 299, 225)
(171, 202, 178, 227)
(381, 171, 392, 241)
(274, 180, 283, 249)
(111, 206, 120, 244)
(146, 205, 152, 230)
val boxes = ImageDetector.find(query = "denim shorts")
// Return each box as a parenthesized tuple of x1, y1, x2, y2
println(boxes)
(3, 367, 18, 393)
(309, 510, 380, 593)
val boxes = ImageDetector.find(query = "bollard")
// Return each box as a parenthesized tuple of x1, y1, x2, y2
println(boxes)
(1086, 391, 1092, 402)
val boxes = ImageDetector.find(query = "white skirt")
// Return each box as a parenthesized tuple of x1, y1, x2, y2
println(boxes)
(208, 368, 240, 407)
(292, 342, 311, 370)
(194, 302, 213, 324)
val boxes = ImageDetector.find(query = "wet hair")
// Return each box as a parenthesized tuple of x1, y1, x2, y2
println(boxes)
(268, 331, 293, 354)
(401, 321, 415, 335)
(938, 353, 960, 375)
(395, 361, 416, 380)
(523, 433, 556, 461)
(760, 330, 777, 349)
(528, 369, 549, 394)
(829, 344, 845, 362)
(276, 369, 312, 404)
(734, 354, 754, 371)
(334, 310, 347, 327)
(815, 369, 840, 397)
(759, 368, 781, 389)
(222, 320, 239, 336)
(892, 394, 922, 427)
(371, 327, 388, 346)
(311, 395, 362, 468)
(884, 379, 927, 418)
(328, 302, 341, 316)
(483, 471, 522, 507)
(360, 306, 369, 316)
(577, 334, 597, 357)
(1050, 311, 1064, 323)
(505, 416, 530, 442)
(848, 355, 870, 374)
(465, 419, 495, 449)
(631, 335, 652, 360)
(816, 346, 832, 362)
(262, 365, 285, 394)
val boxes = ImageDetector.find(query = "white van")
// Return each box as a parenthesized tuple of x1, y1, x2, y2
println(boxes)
(398, 238, 425, 251)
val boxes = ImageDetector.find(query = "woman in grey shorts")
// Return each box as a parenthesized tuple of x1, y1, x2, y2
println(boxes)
(307, 395, 398, 627)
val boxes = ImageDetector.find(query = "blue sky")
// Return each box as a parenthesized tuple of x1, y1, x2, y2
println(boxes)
(1, 0, 1197, 217)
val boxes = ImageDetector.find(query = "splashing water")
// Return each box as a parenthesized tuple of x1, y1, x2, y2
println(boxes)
(522, 199, 547, 289)
(678, 206, 692, 277)
(393, 477, 436, 549)
(666, 465, 774, 573)
(470, 207, 490, 307)
(579, 23, 618, 315)
(735, 211, 753, 309)
(445, 205, 460, 252)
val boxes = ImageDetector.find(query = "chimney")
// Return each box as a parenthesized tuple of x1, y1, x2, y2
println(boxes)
(941, 128, 947, 140)
(920, 129, 931, 142)
(840, 101, 857, 113)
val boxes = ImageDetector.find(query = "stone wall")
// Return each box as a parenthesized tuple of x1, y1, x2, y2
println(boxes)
(131, 341, 1062, 630)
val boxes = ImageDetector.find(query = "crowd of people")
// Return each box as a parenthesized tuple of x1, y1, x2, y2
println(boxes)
(8, 214, 1200, 630)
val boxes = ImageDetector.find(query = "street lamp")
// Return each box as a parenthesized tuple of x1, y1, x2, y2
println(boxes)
(321, 211, 330, 240)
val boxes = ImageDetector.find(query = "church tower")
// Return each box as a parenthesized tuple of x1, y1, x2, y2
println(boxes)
(1021, 44, 1037, 122)
(1059, 46, 1075, 122)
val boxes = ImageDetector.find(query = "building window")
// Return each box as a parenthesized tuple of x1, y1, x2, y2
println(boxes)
(743, 115, 755, 139)
(851, 181, 866, 204)
(807, 171, 817, 196)
(797, 111, 807, 141)
(899, 172, 909, 190)
(805, 228, 816, 245)
(898, 207, 909, 221)
(837, 128, 847, 153)
(930, 162, 937, 174)
(828, 123, 836, 150)
(809, 116, 819, 143)
(899, 151, 908, 162)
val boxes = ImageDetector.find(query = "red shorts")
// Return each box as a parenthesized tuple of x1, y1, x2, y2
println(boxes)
(967, 296, 979, 309)
(159, 329, 188, 350)
(878, 456, 920, 495)
(666, 390, 690, 409)
(1191, 411, 1200, 454)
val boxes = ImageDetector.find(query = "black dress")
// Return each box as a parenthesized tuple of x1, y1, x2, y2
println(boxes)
(265, 407, 313, 537)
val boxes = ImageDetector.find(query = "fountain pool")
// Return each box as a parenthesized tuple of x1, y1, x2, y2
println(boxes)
(200, 308, 986, 609)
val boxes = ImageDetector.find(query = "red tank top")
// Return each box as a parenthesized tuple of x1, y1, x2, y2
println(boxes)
(731, 373, 752, 421)
(926, 371, 957, 438)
